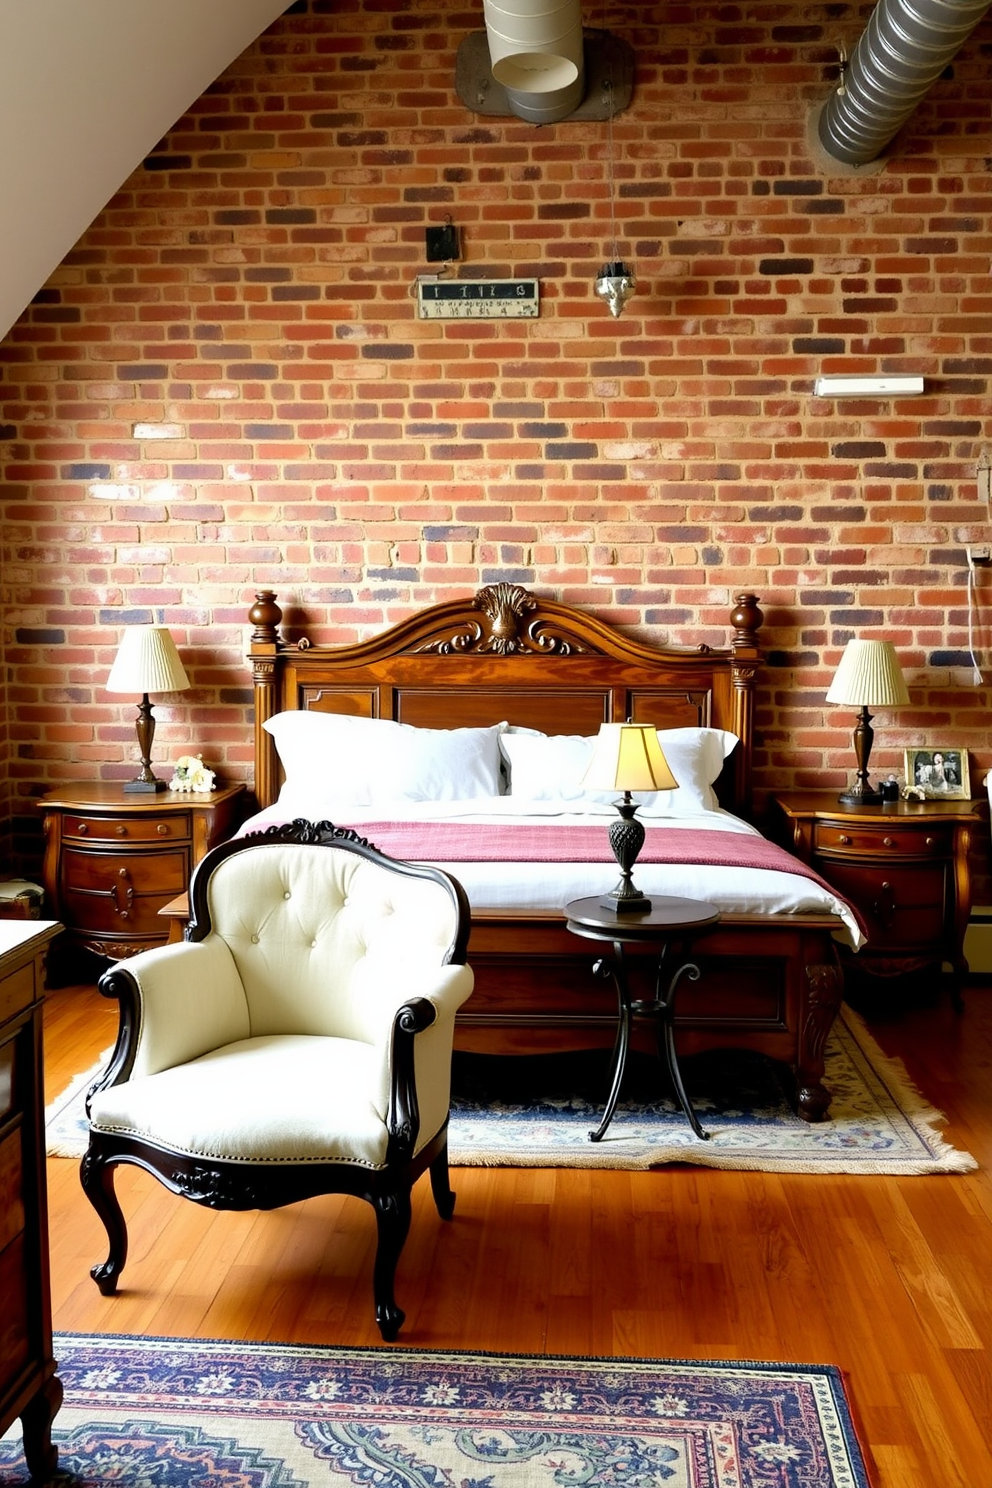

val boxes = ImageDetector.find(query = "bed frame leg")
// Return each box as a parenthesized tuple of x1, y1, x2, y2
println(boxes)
(796, 959, 845, 1121)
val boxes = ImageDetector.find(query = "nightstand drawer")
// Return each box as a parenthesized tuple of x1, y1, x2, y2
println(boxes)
(61, 849, 190, 935)
(812, 822, 951, 857)
(826, 860, 946, 909)
(65, 813, 190, 844)
(860, 902, 946, 951)
(61, 847, 188, 898)
(826, 861, 946, 950)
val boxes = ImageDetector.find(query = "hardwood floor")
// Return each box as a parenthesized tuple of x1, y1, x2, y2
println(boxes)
(41, 978, 992, 1488)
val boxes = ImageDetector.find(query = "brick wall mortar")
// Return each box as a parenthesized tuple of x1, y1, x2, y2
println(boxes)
(2, 0, 992, 890)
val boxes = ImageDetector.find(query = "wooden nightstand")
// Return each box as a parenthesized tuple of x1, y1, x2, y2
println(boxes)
(39, 782, 246, 969)
(771, 789, 985, 1007)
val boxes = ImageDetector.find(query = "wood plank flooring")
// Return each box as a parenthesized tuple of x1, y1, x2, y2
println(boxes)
(41, 979, 992, 1487)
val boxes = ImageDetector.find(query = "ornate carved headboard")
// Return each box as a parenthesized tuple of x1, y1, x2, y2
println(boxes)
(248, 583, 764, 818)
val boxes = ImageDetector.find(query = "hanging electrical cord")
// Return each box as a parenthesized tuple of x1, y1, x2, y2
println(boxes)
(966, 546, 985, 686)
(594, 0, 635, 316)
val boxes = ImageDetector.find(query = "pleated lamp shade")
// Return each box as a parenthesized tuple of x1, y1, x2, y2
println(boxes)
(106, 627, 190, 696)
(825, 639, 909, 708)
(582, 723, 679, 793)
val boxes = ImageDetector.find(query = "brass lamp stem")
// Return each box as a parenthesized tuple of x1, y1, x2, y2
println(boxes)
(125, 693, 168, 793)
(838, 704, 882, 805)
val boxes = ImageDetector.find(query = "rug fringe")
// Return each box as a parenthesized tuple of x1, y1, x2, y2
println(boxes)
(452, 1146, 976, 1175)
(836, 1007, 977, 1174)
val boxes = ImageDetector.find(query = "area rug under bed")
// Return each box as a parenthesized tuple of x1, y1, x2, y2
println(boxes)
(0, 1332, 873, 1488)
(45, 1008, 974, 1176)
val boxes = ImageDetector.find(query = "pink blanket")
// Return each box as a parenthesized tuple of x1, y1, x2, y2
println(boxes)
(253, 815, 851, 908)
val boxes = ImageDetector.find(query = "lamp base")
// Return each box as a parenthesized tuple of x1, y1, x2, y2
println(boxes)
(599, 889, 652, 914)
(601, 797, 653, 913)
(837, 783, 882, 805)
(123, 776, 168, 794)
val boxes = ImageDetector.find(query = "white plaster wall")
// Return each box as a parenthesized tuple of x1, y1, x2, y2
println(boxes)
(0, 0, 290, 339)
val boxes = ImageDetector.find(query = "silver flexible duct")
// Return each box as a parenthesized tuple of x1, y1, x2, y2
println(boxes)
(483, 0, 585, 123)
(818, 0, 991, 164)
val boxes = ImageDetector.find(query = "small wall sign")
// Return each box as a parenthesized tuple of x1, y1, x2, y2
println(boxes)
(417, 278, 539, 319)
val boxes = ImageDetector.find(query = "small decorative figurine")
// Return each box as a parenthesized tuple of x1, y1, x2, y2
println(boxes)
(169, 754, 216, 793)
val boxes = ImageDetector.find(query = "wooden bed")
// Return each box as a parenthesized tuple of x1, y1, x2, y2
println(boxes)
(247, 582, 845, 1121)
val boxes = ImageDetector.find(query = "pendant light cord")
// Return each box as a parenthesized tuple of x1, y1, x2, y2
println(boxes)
(601, 0, 620, 263)
(605, 75, 620, 262)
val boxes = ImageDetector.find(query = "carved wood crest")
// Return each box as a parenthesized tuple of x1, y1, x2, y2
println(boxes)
(416, 582, 589, 656)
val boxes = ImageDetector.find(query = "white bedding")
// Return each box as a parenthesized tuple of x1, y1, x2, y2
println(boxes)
(240, 797, 865, 949)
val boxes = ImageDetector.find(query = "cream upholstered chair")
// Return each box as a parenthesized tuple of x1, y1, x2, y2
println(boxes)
(80, 819, 474, 1340)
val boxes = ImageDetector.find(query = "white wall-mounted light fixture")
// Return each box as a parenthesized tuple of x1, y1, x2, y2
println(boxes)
(813, 374, 925, 397)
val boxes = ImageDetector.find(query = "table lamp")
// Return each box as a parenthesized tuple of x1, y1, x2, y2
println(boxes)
(581, 722, 678, 912)
(825, 638, 909, 805)
(106, 626, 190, 793)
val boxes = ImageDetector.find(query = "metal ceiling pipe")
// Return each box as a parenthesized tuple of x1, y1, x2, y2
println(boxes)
(818, 0, 991, 163)
(482, 0, 585, 123)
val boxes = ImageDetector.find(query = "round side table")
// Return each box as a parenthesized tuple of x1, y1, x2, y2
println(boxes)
(564, 895, 720, 1143)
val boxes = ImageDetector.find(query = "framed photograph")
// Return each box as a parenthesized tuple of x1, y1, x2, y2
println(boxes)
(903, 747, 970, 800)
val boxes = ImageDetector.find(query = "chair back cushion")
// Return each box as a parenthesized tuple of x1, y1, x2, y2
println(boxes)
(203, 840, 460, 1040)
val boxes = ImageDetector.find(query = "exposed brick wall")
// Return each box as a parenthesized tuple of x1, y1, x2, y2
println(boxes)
(2, 0, 992, 883)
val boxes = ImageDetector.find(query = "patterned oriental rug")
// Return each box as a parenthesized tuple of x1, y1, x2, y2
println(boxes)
(0, 1333, 873, 1488)
(47, 1009, 974, 1176)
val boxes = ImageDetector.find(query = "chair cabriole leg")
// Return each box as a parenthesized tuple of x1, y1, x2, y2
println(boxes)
(80, 1148, 129, 1295)
(428, 1143, 456, 1220)
(372, 1186, 412, 1340)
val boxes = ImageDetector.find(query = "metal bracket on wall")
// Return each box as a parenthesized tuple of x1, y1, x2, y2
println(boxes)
(455, 29, 634, 120)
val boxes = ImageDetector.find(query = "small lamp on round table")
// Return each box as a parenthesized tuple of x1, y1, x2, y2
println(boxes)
(581, 722, 678, 912)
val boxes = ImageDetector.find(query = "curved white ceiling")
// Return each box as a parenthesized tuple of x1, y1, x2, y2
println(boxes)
(0, 0, 290, 340)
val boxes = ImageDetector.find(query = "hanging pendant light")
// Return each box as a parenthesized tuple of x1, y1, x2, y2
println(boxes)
(595, 259, 636, 317)
(595, 72, 635, 316)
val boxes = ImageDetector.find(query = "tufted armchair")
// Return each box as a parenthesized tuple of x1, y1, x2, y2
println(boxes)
(80, 819, 474, 1340)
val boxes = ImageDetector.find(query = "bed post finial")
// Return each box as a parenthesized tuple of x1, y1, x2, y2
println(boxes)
(249, 590, 282, 644)
(248, 591, 283, 812)
(730, 593, 763, 652)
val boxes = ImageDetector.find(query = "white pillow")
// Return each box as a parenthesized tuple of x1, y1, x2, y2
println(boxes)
(652, 727, 738, 813)
(500, 733, 605, 803)
(502, 726, 738, 813)
(263, 711, 505, 806)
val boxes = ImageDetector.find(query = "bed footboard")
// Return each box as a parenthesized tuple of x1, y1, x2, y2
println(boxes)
(458, 912, 845, 1121)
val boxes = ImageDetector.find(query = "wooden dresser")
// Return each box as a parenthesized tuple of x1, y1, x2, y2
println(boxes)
(772, 789, 984, 1006)
(0, 919, 63, 1480)
(39, 782, 245, 969)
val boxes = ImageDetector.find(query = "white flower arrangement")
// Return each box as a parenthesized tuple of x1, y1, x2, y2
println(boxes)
(169, 754, 216, 793)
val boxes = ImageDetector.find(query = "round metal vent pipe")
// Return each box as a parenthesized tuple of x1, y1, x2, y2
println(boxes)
(818, 0, 991, 163)
(482, 0, 585, 123)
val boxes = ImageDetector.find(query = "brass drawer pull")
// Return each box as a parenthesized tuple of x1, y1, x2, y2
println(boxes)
(926, 836, 936, 848)
(116, 825, 128, 836)
(109, 868, 134, 920)
(157, 824, 169, 836)
(76, 822, 88, 834)
(883, 836, 894, 848)
(838, 834, 850, 845)
(873, 880, 896, 928)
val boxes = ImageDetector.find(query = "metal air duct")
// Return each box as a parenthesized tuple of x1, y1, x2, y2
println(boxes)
(482, 0, 585, 123)
(818, 0, 991, 164)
